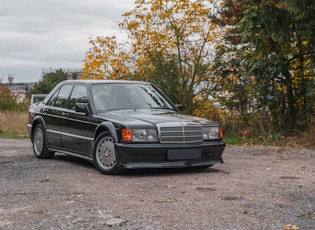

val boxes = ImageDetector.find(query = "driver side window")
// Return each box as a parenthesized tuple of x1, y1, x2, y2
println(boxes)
(69, 85, 88, 110)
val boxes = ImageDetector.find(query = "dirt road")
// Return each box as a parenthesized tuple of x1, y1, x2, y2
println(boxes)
(0, 139, 314, 229)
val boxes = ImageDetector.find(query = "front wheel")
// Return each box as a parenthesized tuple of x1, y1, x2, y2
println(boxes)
(93, 132, 124, 175)
(32, 123, 54, 159)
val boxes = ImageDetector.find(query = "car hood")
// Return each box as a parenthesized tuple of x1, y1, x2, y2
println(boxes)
(96, 109, 216, 127)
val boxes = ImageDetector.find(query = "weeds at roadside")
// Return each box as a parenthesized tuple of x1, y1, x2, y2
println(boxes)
(0, 111, 28, 138)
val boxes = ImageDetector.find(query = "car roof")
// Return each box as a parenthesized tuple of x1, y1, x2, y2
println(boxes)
(62, 79, 151, 85)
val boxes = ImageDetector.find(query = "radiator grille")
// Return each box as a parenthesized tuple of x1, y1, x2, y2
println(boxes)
(157, 122, 203, 143)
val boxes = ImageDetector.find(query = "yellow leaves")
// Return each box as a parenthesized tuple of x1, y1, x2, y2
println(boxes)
(154, 198, 175, 203)
(161, 11, 172, 19)
(122, 0, 218, 49)
(150, 2, 161, 12)
(122, 11, 132, 17)
(206, 35, 213, 42)
(193, 97, 229, 122)
(137, 57, 147, 66)
(302, 40, 308, 46)
(283, 224, 299, 230)
(82, 36, 132, 80)
(93, 47, 101, 53)
(145, 14, 152, 21)
(210, 23, 217, 31)
(127, 21, 140, 30)
(296, 212, 313, 219)
(118, 0, 222, 85)
(84, 0, 225, 100)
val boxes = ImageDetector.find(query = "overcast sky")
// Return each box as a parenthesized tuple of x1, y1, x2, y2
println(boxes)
(0, 0, 134, 83)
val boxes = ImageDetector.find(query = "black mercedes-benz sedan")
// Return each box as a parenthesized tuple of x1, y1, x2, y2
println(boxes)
(27, 80, 225, 174)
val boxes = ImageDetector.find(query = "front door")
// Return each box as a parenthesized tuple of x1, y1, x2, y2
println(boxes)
(60, 84, 91, 155)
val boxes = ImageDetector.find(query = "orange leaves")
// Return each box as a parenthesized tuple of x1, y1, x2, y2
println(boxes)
(193, 98, 227, 122)
(82, 36, 132, 80)
(127, 21, 140, 30)
(283, 224, 299, 230)
(120, 0, 222, 79)
(82, 0, 227, 115)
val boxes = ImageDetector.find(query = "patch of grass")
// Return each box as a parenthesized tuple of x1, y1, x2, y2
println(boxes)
(0, 131, 28, 139)
(224, 135, 253, 145)
(0, 111, 29, 138)
(224, 133, 315, 150)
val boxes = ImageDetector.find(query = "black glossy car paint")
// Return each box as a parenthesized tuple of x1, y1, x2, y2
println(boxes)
(28, 80, 225, 173)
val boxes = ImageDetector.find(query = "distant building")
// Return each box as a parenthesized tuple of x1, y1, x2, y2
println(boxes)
(2, 74, 35, 102)
(41, 68, 83, 80)
(9, 82, 35, 95)
(2, 68, 83, 101)
(66, 71, 84, 80)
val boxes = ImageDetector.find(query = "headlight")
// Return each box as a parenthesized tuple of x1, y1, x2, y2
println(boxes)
(122, 128, 158, 142)
(202, 126, 222, 140)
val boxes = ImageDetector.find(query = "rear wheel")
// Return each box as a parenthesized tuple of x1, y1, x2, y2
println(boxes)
(32, 124, 54, 159)
(93, 132, 124, 175)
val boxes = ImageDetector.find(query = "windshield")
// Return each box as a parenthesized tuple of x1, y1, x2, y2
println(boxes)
(92, 83, 174, 112)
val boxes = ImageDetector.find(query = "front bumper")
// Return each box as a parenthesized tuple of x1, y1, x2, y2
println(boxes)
(116, 141, 226, 169)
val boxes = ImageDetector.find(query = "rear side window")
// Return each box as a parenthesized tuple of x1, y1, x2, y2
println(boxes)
(49, 84, 73, 108)
(69, 85, 88, 110)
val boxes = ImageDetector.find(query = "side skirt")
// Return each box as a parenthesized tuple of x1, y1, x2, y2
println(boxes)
(48, 148, 94, 163)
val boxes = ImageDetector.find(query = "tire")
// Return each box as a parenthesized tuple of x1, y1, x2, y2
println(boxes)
(93, 132, 124, 175)
(32, 123, 54, 159)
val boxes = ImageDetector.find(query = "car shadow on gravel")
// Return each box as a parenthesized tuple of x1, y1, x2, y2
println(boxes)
(53, 153, 225, 176)
(53, 154, 94, 167)
(123, 167, 224, 177)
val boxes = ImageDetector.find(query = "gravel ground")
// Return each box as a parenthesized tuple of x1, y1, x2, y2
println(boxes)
(0, 138, 314, 230)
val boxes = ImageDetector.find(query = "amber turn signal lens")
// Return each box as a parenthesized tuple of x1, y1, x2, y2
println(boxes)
(122, 128, 132, 141)
(219, 126, 223, 139)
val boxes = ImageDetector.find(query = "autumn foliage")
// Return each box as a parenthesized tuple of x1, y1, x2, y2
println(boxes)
(0, 81, 29, 136)
(82, 36, 132, 80)
(83, 0, 226, 114)
(82, 0, 315, 141)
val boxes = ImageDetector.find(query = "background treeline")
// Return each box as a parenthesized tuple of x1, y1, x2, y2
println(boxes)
(0, 70, 67, 137)
(212, 0, 315, 139)
(0, 82, 30, 137)
(82, 0, 315, 144)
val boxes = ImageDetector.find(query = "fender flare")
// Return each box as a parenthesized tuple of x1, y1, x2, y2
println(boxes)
(95, 122, 119, 143)
(31, 116, 47, 137)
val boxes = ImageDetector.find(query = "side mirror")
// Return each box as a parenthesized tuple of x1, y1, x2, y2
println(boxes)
(75, 103, 90, 114)
(175, 104, 185, 112)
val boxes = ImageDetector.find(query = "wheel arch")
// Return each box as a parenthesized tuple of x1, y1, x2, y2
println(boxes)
(30, 116, 47, 142)
(94, 122, 119, 143)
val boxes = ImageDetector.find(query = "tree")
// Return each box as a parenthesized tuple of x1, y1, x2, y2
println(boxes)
(121, 0, 224, 114)
(0, 81, 29, 114)
(83, 0, 225, 114)
(137, 51, 182, 103)
(30, 69, 67, 94)
(82, 36, 133, 80)
(0, 82, 17, 111)
(213, 0, 315, 133)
